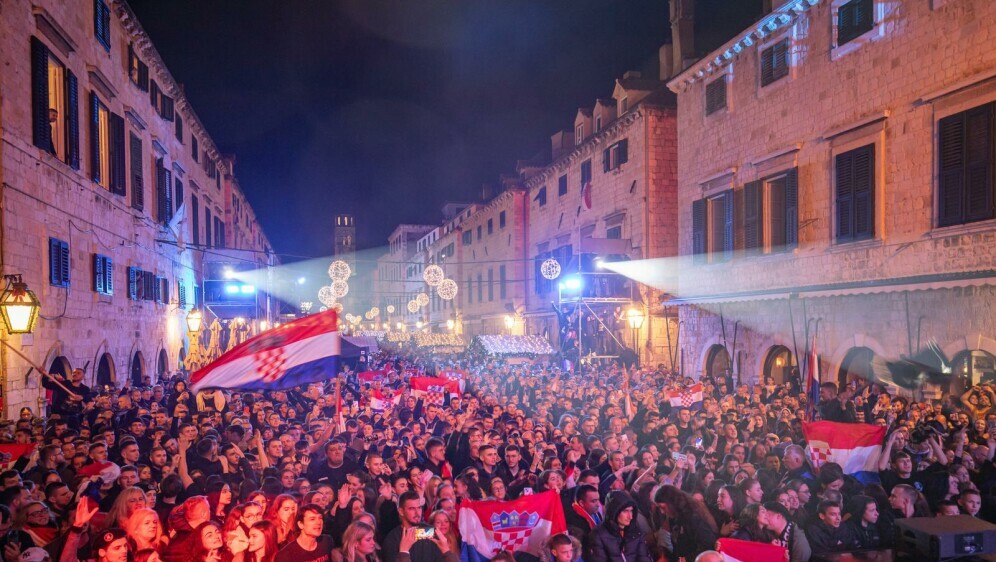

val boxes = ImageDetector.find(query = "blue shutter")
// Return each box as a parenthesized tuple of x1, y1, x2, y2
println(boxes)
(94, 254, 105, 293)
(784, 168, 799, 247)
(104, 257, 113, 295)
(31, 37, 51, 152)
(65, 69, 80, 169)
(692, 199, 707, 261)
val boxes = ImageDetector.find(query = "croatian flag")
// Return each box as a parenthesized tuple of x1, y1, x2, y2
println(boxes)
(717, 538, 787, 562)
(357, 370, 387, 383)
(802, 421, 885, 484)
(458, 490, 567, 561)
(439, 369, 467, 392)
(668, 383, 703, 410)
(370, 389, 401, 411)
(409, 376, 459, 405)
(190, 310, 340, 392)
(580, 181, 592, 211)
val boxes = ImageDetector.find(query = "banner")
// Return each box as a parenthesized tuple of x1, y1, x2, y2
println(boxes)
(409, 376, 459, 405)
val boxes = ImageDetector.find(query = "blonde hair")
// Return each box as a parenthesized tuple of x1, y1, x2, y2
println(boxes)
(123, 508, 163, 550)
(105, 487, 147, 529)
(339, 521, 379, 562)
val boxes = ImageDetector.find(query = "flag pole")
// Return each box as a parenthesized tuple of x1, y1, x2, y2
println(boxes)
(1, 340, 77, 396)
(334, 376, 344, 434)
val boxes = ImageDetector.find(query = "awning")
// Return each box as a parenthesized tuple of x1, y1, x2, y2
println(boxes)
(342, 336, 379, 356)
(666, 269, 996, 306)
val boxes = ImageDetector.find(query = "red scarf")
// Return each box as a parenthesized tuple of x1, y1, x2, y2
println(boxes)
(571, 502, 597, 529)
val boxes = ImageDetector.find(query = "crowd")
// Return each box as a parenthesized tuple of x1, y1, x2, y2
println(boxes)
(0, 348, 991, 562)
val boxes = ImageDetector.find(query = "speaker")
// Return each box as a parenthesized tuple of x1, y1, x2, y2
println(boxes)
(896, 515, 996, 561)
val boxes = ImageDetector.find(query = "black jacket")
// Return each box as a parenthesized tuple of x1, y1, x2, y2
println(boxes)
(806, 519, 860, 554)
(583, 492, 651, 562)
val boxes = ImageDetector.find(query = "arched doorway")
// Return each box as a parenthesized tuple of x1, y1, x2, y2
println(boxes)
(764, 345, 793, 385)
(157, 349, 169, 382)
(130, 351, 145, 387)
(838, 346, 875, 389)
(96, 353, 114, 390)
(950, 350, 996, 394)
(705, 344, 732, 379)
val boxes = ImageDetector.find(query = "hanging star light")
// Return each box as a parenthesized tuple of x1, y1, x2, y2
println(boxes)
(437, 278, 458, 300)
(423, 265, 445, 287)
(407, 300, 419, 313)
(416, 292, 429, 307)
(318, 286, 336, 307)
(541, 257, 562, 280)
(386, 305, 395, 314)
(328, 260, 351, 282)
(331, 280, 349, 298)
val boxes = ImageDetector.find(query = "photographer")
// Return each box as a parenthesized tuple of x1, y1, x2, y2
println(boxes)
(878, 426, 948, 494)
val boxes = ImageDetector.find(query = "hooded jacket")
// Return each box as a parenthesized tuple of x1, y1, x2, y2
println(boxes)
(583, 491, 652, 562)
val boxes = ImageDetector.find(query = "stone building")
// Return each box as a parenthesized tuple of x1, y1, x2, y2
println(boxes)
(0, 0, 273, 415)
(667, 0, 996, 393)
(375, 224, 435, 328)
(521, 70, 679, 367)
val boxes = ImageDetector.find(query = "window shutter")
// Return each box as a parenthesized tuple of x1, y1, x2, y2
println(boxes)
(94, 254, 105, 293)
(784, 168, 799, 247)
(692, 199, 707, 260)
(163, 168, 173, 222)
(205, 208, 212, 247)
(31, 37, 51, 151)
(938, 112, 965, 226)
(733, 187, 745, 252)
(128, 267, 138, 300)
(618, 139, 628, 165)
(89, 91, 100, 183)
(65, 69, 80, 170)
(104, 257, 113, 294)
(965, 104, 994, 222)
(129, 133, 144, 211)
(705, 79, 726, 115)
(835, 151, 854, 241)
(722, 190, 734, 260)
(603, 148, 610, 172)
(109, 112, 126, 195)
(760, 45, 774, 86)
(852, 145, 874, 239)
(49, 239, 61, 285)
(155, 158, 167, 223)
(773, 40, 788, 82)
(743, 181, 761, 251)
(192, 195, 200, 245)
(149, 79, 158, 110)
(175, 114, 183, 141)
(59, 240, 70, 286)
(174, 178, 184, 214)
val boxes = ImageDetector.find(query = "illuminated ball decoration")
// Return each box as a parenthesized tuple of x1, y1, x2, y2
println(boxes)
(416, 292, 430, 307)
(332, 303, 343, 313)
(540, 258, 562, 280)
(328, 260, 351, 282)
(407, 300, 419, 313)
(423, 265, 445, 287)
(386, 305, 395, 314)
(319, 306, 328, 312)
(331, 280, 349, 298)
(437, 278, 458, 301)
(370, 307, 380, 317)
(365, 311, 373, 320)
(318, 286, 336, 307)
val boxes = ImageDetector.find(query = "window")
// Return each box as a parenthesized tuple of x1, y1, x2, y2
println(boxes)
(621, 97, 629, 113)
(127, 44, 149, 91)
(477, 273, 483, 303)
(499, 265, 507, 299)
(156, 276, 168, 304)
(558, 174, 568, 196)
(155, 158, 173, 225)
(938, 102, 995, 227)
(576, 124, 584, 146)
(580, 160, 592, 189)
(175, 114, 183, 142)
(177, 281, 187, 307)
(49, 238, 70, 288)
(705, 78, 727, 116)
(487, 219, 494, 235)
(174, 177, 184, 214)
(89, 92, 126, 195)
(499, 211, 506, 229)
(192, 137, 199, 162)
(536, 186, 547, 207)
(205, 208, 213, 247)
(606, 225, 622, 239)
(835, 144, 875, 242)
(595, 116, 602, 133)
(191, 195, 200, 246)
(467, 278, 473, 304)
(741, 169, 798, 253)
(149, 80, 174, 122)
(129, 133, 143, 210)
(487, 269, 494, 301)
(462, 230, 472, 245)
(94, 0, 110, 51)
(534, 251, 551, 295)
(477, 225, 482, 241)
(30, 38, 80, 169)
(603, 139, 629, 172)
(691, 190, 733, 262)
(836, 0, 874, 47)
(760, 39, 789, 87)
(215, 217, 226, 248)
(93, 254, 113, 295)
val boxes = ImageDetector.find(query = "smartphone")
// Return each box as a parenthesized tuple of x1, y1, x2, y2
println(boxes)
(414, 527, 435, 541)
(671, 452, 687, 464)
(694, 437, 704, 449)
(522, 487, 534, 496)
(420, 470, 434, 488)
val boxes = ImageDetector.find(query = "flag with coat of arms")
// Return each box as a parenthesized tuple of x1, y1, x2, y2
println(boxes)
(667, 383, 704, 410)
(458, 490, 567, 561)
(190, 310, 339, 392)
(409, 376, 460, 405)
(439, 368, 467, 392)
(370, 388, 401, 411)
(802, 420, 885, 484)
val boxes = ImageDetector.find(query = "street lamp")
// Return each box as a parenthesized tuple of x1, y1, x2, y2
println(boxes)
(184, 309, 205, 372)
(504, 314, 514, 335)
(416, 320, 424, 330)
(627, 307, 645, 368)
(446, 319, 455, 331)
(0, 275, 40, 334)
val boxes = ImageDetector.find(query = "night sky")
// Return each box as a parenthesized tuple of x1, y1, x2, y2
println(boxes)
(129, 0, 762, 261)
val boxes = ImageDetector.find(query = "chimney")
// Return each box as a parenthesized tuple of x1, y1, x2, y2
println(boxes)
(659, 43, 675, 80)
(670, 0, 695, 72)
(481, 184, 494, 202)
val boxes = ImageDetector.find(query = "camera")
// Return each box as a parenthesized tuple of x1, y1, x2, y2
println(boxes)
(414, 527, 435, 541)
(909, 422, 943, 444)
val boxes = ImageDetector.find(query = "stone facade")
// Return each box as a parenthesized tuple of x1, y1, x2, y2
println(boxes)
(0, 0, 273, 415)
(667, 0, 996, 388)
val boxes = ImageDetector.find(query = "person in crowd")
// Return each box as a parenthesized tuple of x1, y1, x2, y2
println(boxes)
(805, 500, 859, 554)
(583, 491, 651, 562)
(762, 501, 811, 562)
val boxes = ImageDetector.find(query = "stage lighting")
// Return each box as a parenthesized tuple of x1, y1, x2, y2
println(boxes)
(563, 276, 582, 291)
